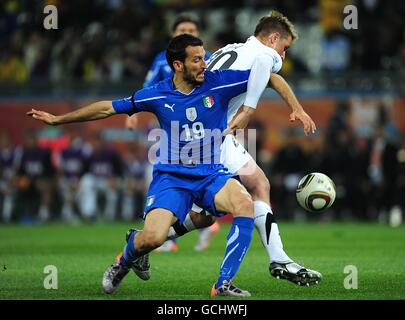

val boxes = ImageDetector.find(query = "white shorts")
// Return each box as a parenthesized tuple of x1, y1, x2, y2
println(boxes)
(192, 134, 253, 214)
(220, 134, 253, 174)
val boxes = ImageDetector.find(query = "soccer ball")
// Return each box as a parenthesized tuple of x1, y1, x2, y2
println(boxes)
(296, 172, 336, 212)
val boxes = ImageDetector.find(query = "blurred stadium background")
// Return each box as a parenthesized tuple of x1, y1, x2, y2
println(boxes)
(1, 0, 405, 300)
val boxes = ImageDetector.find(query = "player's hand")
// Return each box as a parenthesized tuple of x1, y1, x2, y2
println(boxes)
(223, 105, 255, 135)
(125, 115, 138, 130)
(289, 107, 316, 136)
(27, 108, 58, 125)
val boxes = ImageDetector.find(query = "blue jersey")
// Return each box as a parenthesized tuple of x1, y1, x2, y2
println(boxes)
(143, 50, 211, 88)
(114, 69, 251, 222)
(113, 69, 250, 175)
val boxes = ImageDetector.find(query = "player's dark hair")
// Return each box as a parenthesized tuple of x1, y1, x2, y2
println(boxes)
(172, 14, 199, 32)
(166, 34, 203, 71)
(254, 10, 298, 41)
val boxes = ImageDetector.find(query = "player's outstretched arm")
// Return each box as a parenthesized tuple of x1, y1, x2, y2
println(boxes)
(125, 115, 138, 130)
(27, 101, 116, 125)
(268, 73, 316, 135)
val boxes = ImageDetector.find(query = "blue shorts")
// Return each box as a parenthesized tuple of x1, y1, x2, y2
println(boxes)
(143, 164, 236, 223)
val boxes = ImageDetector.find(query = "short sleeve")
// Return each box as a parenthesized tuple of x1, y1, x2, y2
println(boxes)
(244, 54, 273, 109)
(112, 93, 139, 116)
(112, 89, 156, 115)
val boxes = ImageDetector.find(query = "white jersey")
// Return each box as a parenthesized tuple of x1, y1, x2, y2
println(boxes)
(206, 36, 283, 124)
(191, 38, 283, 214)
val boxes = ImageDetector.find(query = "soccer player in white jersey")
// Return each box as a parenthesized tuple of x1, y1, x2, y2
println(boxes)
(164, 11, 322, 286)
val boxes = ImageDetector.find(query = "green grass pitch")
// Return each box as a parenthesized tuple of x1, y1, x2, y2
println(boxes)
(1, 222, 404, 300)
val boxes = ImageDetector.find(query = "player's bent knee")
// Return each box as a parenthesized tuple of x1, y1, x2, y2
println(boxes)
(232, 194, 254, 218)
(141, 230, 166, 249)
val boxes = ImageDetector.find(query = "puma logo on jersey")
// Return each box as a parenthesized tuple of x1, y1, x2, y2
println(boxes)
(164, 103, 175, 112)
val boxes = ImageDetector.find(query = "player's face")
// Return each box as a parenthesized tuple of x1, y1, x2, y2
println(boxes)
(273, 34, 293, 60)
(172, 22, 199, 37)
(182, 45, 207, 86)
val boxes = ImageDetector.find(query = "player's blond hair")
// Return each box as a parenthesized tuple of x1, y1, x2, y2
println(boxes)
(254, 10, 298, 42)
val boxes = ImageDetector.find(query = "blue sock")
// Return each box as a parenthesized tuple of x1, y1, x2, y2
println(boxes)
(215, 216, 254, 289)
(121, 230, 138, 268)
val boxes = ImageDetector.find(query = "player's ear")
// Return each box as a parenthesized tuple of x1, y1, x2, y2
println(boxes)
(173, 60, 183, 72)
(269, 32, 280, 44)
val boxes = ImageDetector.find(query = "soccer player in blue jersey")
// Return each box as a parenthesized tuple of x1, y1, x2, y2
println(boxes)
(28, 34, 270, 297)
(142, 13, 213, 252)
(127, 14, 214, 252)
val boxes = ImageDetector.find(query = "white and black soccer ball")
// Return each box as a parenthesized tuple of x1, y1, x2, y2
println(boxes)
(296, 172, 336, 212)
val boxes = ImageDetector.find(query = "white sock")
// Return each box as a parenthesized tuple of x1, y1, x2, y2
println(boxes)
(253, 200, 292, 263)
(167, 214, 196, 240)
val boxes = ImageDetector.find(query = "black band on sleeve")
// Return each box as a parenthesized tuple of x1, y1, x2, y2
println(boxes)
(130, 92, 137, 114)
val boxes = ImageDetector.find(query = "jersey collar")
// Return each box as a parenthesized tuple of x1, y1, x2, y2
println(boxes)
(169, 77, 201, 95)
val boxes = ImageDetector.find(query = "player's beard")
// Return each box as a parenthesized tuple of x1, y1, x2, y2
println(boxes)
(183, 66, 203, 87)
